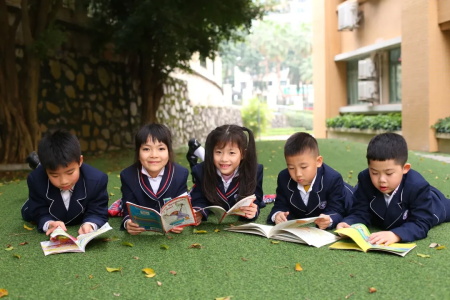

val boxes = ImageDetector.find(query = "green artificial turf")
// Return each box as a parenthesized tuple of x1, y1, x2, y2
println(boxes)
(1, 139, 450, 299)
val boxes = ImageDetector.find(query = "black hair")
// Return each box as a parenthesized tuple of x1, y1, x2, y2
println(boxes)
(202, 124, 257, 206)
(366, 132, 408, 165)
(284, 132, 319, 157)
(37, 129, 81, 171)
(134, 123, 174, 165)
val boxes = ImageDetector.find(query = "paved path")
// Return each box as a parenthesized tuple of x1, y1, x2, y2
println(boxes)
(414, 153, 450, 163)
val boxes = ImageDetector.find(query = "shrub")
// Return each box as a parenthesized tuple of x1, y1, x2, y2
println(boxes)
(241, 98, 272, 136)
(326, 113, 401, 131)
(285, 110, 313, 130)
(432, 117, 450, 133)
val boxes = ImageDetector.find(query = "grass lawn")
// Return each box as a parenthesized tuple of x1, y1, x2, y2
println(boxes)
(1, 139, 450, 299)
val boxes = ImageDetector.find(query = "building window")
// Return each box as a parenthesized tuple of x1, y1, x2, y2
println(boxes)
(389, 48, 401, 103)
(347, 60, 358, 105)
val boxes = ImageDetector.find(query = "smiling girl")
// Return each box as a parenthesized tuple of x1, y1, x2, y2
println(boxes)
(190, 125, 265, 223)
(120, 124, 190, 235)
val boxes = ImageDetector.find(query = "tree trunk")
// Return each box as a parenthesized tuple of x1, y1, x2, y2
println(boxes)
(140, 55, 165, 125)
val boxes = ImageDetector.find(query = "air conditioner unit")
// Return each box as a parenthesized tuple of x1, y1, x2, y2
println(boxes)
(358, 80, 378, 102)
(337, 0, 360, 31)
(358, 58, 376, 80)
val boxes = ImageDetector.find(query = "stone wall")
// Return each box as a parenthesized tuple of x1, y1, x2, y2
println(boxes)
(157, 77, 243, 147)
(32, 50, 241, 154)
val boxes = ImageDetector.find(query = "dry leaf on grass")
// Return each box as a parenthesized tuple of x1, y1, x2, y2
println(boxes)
(368, 287, 377, 293)
(193, 229, 207, 234)
(215, 297, 232, 300)
(121, 242, 134, 247)
(13, 254, 21, 259)
(106, 267, 122, 273)
(429, 243, 440, 248)
(188, 243, 203, 249)
(142, 268, 156, 278)
(157, 281, 162, 286)
(160, 244, 169, 250)
(436, 245, 446, 250)
(19, 242, 28, 246)
(169, 270, 177, 275)
(417, 253, 431, 258)
(214, 229, 220, 232)
(0, 289, 8, 298)
(23, 224, 34, 231)
(295, 263, 303, 271)
(270, 241, 280, 244)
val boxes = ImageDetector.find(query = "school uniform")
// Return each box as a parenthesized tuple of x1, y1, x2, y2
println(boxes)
(342, 168, 450, 242)
(189, 162, 265, 220)
(22, 164, 109, 233)
(120, 162, 189, 229)
(267, 163, 353, 227)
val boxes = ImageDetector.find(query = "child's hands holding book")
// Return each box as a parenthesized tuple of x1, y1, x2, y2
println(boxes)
(78, 223, 95, 235)
(314, 214, 331, 229)
(274, 212, 290, 224)
(240, 202, 258, 219)
(367, 231, 400, 246)
(125, 220, 146, 235)
(46, 221, 67, 235)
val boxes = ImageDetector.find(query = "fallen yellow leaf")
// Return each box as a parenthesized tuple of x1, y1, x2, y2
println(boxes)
(214, 229, 220, 232)
(436, 245, 446, 250)
(369, 287, 377, 293)
(160, 244, 169, 250)
(215, 297, 231, 300)
(0, 289, 8, 298)
(193, 229, 207, 234)
(189, 243, 203, 249)
(121, 241, 134, 247)
(295, 263, 303, 271)
(109, 192, 115, 196)
(417, 253, 431, 258)
(4, 247, 13, 251)
(157, 281, 162, 286)
(23, 224, 34, 231)
(13, 254, 21, 259)
(142, 268, 156, 278)
(270, 241, 280, 244)
(106, 267, 122, 272)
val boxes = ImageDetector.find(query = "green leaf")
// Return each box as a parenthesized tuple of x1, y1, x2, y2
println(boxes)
(160, 244, 169, 250)
(121, 241, 134, 247)
(416, 253, 431, 258)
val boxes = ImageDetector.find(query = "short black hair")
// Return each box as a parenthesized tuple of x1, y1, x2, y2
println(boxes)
(366, 132, 408, 165)
(134, 123, 174, 164)
(38, 129, 81, 171)
(284, 132, 319, 157)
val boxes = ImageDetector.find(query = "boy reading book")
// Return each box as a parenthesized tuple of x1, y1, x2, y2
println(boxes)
(21, 129, 109, 235)
(267, 132, 354, 229)
(337, 133, 450, 244)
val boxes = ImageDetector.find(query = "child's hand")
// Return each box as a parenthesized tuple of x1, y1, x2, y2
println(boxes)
(315, 214, 331, 229)
(78, 223, 94, 235)
(368, 231, 400, 246)
(274, 212, 289, 224)
(336, 222, 350, 229)
(46, 221, 67, 235)
(335, 222, 350, 237)
(126, 220, 146, 235)
(194, 211, 203, 225)
(169, 226, 184, 234)
(240, 202, 258, 219)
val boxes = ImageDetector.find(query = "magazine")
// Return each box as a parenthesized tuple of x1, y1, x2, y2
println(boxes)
(224, 216, 339, 247)
(126, 195, 197, 233)
(203, 194, 257, 224)
(40, 222, 113, 256)
(329, 223, 417, 257)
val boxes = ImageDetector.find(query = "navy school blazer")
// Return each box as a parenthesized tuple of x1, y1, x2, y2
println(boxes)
(342, 168, 450, 242)
(120, 162, 189, 229)
(189, 162, 265, 220)
(267, 163, 354, 226)
(26, 164, 109, 232)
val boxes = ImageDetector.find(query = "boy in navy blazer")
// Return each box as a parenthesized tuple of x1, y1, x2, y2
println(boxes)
(267, 132, 353, 229)
(21, 130, 108, 235)
(337, 133, 450, 244)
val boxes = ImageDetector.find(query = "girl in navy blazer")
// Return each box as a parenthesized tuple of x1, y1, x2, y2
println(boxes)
(190, 125, 265, 223)
(120, 124, 190, 234)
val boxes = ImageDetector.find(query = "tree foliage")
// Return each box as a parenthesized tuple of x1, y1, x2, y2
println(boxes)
(89, 0, 265, 124)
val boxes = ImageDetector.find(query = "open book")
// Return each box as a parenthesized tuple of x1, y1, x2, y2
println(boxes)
(126, 195, 197, 233)
(224, 216, 339, 248)
(40, 222, 113, 256)
(329, 223, 417, 257)
(203, 194, 256, 224)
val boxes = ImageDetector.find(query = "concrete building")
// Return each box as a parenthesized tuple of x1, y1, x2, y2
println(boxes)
(313, 0, 450, 151)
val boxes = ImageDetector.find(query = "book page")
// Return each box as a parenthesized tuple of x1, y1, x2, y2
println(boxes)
(224, 223, 273, 238)
(76, 223, 113, 250)
(127, 202, 165, 233)
(334, 223, 372, 252)
(160, 196, 197, 231)
(224, 194, 256, 218)
(270, 217, 320, 235)
(275, 227, 339, 247)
